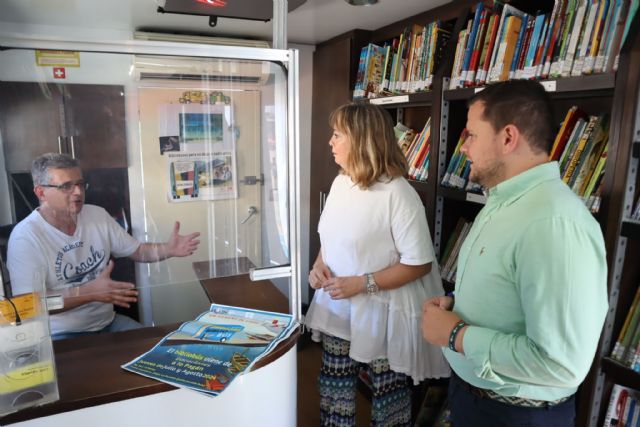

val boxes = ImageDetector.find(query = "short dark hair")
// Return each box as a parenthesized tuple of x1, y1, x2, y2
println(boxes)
(31, 153, 79, 186)
(468, 80, 556, 154)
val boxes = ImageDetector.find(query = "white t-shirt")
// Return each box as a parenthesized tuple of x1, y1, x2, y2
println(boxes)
(305, 174, 450, 383)
(8, 205, 140, 335)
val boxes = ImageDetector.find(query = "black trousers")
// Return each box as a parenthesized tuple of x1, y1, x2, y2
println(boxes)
(448, 372, 576, 427)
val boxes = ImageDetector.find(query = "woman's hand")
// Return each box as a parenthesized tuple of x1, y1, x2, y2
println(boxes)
(322, 276, 365, 299)
(309, 261, 331, 289)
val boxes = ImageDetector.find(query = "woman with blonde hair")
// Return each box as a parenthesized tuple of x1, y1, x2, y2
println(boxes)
(305, 103, 449, 426)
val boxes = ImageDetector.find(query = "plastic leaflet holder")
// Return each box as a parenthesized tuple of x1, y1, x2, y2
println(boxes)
(0, 288, 59, 416)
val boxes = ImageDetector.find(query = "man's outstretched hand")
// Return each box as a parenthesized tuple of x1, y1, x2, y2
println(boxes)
(168, 221, 201, 257)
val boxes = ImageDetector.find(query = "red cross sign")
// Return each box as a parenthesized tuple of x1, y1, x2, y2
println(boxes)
(53, 67, 66, 79)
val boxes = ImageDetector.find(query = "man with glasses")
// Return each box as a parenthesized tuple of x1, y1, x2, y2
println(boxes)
(7, 153, 200, 340)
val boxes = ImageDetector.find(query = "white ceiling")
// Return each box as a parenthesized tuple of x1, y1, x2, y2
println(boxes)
(0, 0, 451, 45)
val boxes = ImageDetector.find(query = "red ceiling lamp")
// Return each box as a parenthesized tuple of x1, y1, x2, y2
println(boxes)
(195, 0, 227, 6)
(158, 0, 307, 27)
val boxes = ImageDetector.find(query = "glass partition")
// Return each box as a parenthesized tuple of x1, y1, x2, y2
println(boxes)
(0, 44, 298, 336)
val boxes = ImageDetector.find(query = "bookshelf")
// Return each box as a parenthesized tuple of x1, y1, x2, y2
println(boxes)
(309, 1, 640, 425)
(601, 357, 640, 392)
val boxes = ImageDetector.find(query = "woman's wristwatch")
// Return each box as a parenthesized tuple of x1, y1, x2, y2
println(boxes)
(365, 273, 379, 295)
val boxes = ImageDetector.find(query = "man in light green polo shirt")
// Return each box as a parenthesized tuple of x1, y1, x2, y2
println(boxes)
(422, 80, 608, 427)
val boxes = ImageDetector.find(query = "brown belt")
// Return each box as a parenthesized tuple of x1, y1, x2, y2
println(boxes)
(454, 373, 573, 408)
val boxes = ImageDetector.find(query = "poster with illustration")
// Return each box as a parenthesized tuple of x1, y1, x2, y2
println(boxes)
(157, 102, 236, 202)
(167, 151, 236, 201)
(122, 304, 297, 397)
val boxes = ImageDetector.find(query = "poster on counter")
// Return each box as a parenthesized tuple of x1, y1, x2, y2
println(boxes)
(121, 304, 297, 397)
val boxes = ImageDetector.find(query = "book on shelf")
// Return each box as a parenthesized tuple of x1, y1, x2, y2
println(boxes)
(486, 4, 526, 82)
(549, 106, 588, 161)
(407, 118, 432, 181)
(592, 0, 617, 73)
(440, 219, 473, 283)
(520, 13, 547, 80)
(571, 0, 603, 76)
(476, 13, 500, 86)
(605, 0, 631, 72)
(510, 13, 532, 80)
(603, 384, 640, 427)
(611, 285, 640, 361)
(448, 0, 632, 87)
(394, 122, 417, 155)
(353, 43, 387, 99)
(540, 0, 568, 79)
(572, 116, 609, 195)
(459, 2, 485, 85)
(611, 285, 640, 364)
(561, 0, 592, 77)
(362, 20, 452, 97)
(561, 114, 602, 185)
(441, 129, 480, 191)
(632, 195, 640, 220)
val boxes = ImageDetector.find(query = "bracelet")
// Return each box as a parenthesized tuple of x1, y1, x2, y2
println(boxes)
(448, 320, 467, 352)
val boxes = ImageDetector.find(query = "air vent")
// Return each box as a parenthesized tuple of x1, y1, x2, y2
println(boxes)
(133, 55, 269, 85)
(134, 31, 270, 48)
(139, 72, 261, 83)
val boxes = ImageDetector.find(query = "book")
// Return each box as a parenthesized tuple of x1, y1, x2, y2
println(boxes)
(603, 385, 640, 426)
(561, 0, 590, 77)
(604, 0, 630, 72)
(611, 285, 640, 360)
(582, 144, 607, 203)
(487, 3, 527, 82)
(476, 13, 500, 85)
(510, 13, 531, 80)
(573, 116, 609, 196)
(460, 2, 485, 85)
(549, 106, 587, 161)
(558, 117, 587, 174)
(632, 195, 640, 220)
(562, 115, 601, 185)
(465, 9, 490, 86)
(582, 0, 610, 74)
(551, 0, 579, 77)
(492, 15, 525, 82)
(542, 0, 570, 78)
(571, 0, 601, 76)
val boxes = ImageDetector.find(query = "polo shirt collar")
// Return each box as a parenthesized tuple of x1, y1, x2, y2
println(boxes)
(486, 161, 559, 206)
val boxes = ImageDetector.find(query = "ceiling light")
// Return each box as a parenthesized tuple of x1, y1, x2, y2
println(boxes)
(345, 0, 378, 5)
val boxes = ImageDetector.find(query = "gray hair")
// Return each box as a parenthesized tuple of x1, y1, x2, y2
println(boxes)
(31, 153, 79, 186)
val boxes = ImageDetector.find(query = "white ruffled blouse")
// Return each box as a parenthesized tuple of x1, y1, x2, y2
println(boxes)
(305, 174, 450, 384)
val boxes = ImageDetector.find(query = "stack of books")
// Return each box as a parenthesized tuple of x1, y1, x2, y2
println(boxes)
(440, 106, 609, 213)
(603, 384, 640, 426)
(610, 286, 640, 370)
(631, 196, 640, 221)
(551, 106, 609, 213)
(450, 0, 639, 89)
(440, 218, 474, 284)
(440, 129, 482, 194)
(395, 119, 432, 182)
(353, 20, 453, 99)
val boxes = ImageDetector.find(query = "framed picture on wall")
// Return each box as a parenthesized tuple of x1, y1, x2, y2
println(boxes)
(167, 150, 237, 202)
(179, 112, 224, 142)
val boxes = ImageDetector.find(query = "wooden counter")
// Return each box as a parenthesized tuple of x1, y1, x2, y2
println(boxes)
(0, 258, 298, 425)
(192, 258, 290, 314)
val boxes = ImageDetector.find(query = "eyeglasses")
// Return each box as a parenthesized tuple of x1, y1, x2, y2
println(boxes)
(40, 181, 89, 193)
